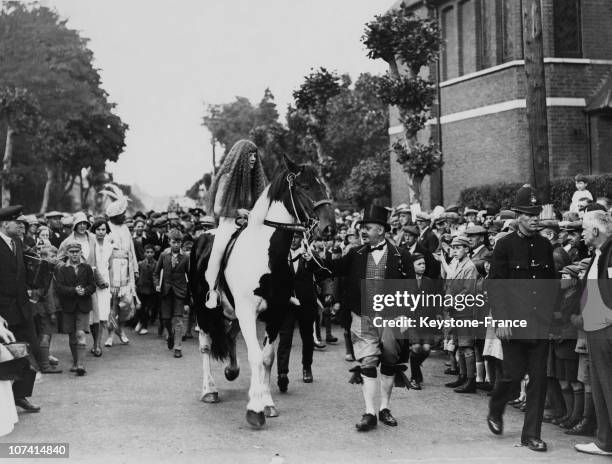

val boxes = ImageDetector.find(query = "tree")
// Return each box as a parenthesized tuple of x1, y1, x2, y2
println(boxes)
(0, 2, 127, 212)
(290, 67, 345, 192)
(363, 3, 442, 206)
(342, 152, 390, 207)
(0, 87, 40, 207)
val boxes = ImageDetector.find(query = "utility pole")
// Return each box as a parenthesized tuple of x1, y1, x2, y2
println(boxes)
(522, 0, 550, 202)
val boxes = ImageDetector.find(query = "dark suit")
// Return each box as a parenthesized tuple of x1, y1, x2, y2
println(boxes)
(0, 236, 37, 400)
(277, 251, 317, 375)
(417, 227, 439, 254)
(154, 251, 190, 350)
(488, 230, 559, 441)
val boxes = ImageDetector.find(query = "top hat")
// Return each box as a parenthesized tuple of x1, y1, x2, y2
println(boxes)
(357, 205, 390, 231)
(511, 185, 542, 216)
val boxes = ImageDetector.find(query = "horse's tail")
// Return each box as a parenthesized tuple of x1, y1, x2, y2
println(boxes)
(189, 233, 231, 362)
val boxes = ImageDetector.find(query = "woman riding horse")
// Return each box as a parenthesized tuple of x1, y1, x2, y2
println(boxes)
(204, 140, 267, 309)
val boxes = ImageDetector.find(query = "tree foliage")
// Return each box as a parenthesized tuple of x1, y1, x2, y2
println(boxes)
(0, 1, 127, 211)
(363, 3, 442, 206)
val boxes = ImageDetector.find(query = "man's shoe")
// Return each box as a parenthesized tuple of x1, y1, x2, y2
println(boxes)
(48, 355, 59, 366)
(559, 417, 581, 429)
(303, 368, 313, 383)
(356, 413, 377, 431)
(69, 364, 78, 373)
(314, 340, 326, 350)
(445, 376, 465, 388)
(15, 398, 41, 413)
(76, 365, 86, 376)
(174, 349, 182, 358)
(487, 414, 503, 435)
(277, 374, 289, 393)
(41, 365, 62, 374)
(565, 418, 596, 436)
(521, 437, 547, 452)
(378, 408, 398, 427)
(325, 335, 338, 344)
(575, 442, 612, 455)
(409, 379, 422, 390)
(444, 367, 459, 375)
(138, 328, 148, 335)
(167, 330, 175, 350)
(476, 381, 493, 391)
(454, 378, 476, 393)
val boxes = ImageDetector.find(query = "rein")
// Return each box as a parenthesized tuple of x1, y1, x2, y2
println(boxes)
(263, 172, 331, 273)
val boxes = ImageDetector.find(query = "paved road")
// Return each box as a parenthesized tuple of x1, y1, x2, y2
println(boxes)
(2, 324, 608, 464)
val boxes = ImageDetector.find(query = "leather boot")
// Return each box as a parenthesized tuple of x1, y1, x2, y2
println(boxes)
(565, 417, 596, 436)
(454, 377, 477, 393)
(75, 345, 86, 376)
(445, 375, 466, 388)
(39, 345, 62, 374)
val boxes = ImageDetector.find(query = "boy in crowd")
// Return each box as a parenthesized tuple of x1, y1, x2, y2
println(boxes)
(54, 242, 96, 376)
(135, 244, 158, 335)
(154, 229, 190, 358)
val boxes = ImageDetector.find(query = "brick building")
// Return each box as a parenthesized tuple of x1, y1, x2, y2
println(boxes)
(388, 0, 612, 208)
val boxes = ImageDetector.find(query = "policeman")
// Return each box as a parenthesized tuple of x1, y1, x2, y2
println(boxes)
(486, 185, 559, 452)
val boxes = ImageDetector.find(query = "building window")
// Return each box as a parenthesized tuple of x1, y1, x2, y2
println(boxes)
(441, 6, 455, 80)
(553, 0, 582, 58)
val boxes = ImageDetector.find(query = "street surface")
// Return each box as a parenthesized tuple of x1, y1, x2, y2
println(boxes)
(2, 324, 608, 464)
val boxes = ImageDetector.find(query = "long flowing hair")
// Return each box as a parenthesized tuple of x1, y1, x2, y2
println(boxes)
(207, 139, 268, 218)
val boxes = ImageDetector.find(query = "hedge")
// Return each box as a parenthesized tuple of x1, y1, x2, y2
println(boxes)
(458, 174, 612, 212)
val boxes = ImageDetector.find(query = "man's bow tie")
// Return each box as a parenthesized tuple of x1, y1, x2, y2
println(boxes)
(369, 243, 386, 253)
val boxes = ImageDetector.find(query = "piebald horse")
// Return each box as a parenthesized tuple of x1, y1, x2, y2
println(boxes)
(189, 155, 335, 428)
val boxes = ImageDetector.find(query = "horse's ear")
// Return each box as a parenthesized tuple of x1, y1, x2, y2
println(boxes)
(283, 154, 300, 174)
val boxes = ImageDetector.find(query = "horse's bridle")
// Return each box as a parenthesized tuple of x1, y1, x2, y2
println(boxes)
(263, 171, 332, 271)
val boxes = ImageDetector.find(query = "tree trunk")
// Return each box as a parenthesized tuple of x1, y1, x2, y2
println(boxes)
(1, 125, 14, 208)
(522, 0, 550, 202)
(313, 138, 333, 196)
(408, 176, 423, 206)
(39, 165, 54, 214)
(386, 57, 401, 80)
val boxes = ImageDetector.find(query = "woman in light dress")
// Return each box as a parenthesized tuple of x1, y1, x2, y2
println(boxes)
(90, 220, 113, 355)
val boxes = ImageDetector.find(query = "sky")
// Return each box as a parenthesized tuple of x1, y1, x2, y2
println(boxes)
(47, 0, 389, 199)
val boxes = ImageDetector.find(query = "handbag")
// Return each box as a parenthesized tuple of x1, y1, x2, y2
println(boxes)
(4, 342, 30, 360)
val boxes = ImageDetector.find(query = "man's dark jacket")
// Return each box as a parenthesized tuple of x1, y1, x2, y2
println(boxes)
(488, 230, 559, 339)
(0, 237, 29, 325)
(322, 240, 415, 316)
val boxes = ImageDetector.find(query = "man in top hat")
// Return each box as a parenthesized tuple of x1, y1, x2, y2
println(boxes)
(320, 205, 415, 432)
(0, 205, 40, 411)
(486, 185, 559, 452)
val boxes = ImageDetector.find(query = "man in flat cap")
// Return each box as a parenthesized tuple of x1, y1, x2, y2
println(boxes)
(415, 212, 439, 254)
(0, 205, 41, 412)
(44, 211, 67, 248)
(487, 185, 559, 452)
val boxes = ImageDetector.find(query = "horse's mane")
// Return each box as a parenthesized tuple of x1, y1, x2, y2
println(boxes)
(266, 167, 290, 203)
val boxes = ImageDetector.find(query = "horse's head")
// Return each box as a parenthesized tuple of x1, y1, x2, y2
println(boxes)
(269, 154, 336, 236)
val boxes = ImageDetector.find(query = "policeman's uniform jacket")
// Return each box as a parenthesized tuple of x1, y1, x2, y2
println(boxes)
(488, 230, 559, 339)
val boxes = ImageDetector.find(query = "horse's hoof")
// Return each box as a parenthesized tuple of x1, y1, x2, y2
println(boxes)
(224, 366, 240, 381)
(264, 406, 279, 418)
(246, 409, 266, 428)
(201, 392, 219, 403)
